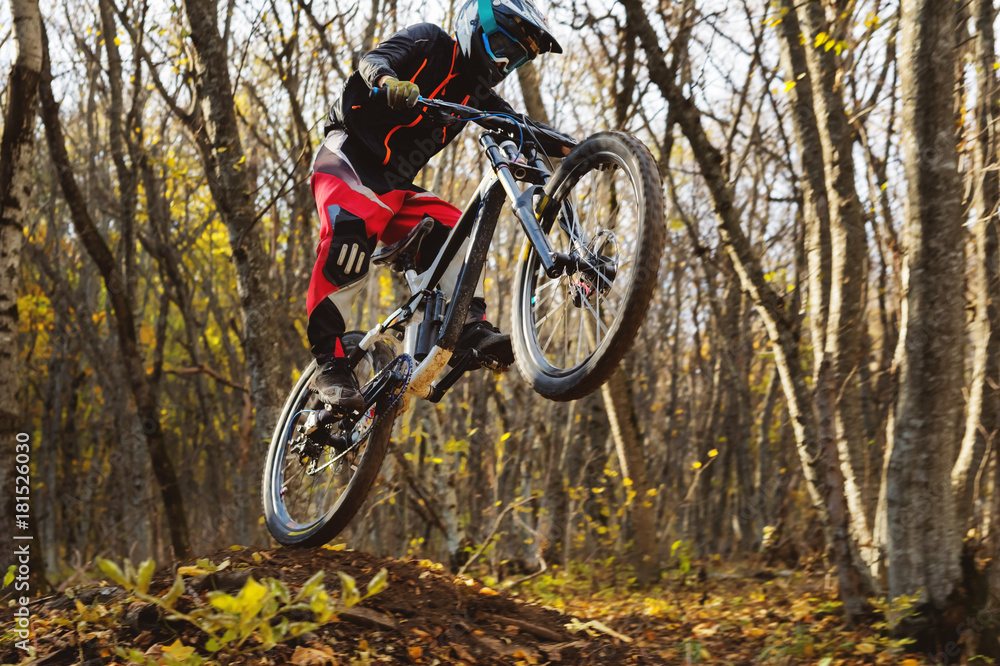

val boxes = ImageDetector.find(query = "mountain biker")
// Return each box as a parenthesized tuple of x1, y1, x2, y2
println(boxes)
(307, 0, 573, 411)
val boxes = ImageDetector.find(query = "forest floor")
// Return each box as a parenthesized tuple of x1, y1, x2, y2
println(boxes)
(1, 545, 933, 665)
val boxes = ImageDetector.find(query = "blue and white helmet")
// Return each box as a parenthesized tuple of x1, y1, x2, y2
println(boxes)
(455, 0, 562, 82)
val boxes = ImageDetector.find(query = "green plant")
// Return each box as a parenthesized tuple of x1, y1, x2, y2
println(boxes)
(671, 539, 692, 576)
(95, 557, 387, 664)
(680, 638, 709, 662)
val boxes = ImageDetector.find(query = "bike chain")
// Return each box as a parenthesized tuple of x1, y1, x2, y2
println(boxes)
(348, 353, 413, 446)
(383, 353, 414, 410)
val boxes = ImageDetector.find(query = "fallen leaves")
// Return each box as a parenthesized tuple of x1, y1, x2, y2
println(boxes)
(291, 645, 338, 665)
(14, 545, 942, 666)
(691, 622, 719, 638)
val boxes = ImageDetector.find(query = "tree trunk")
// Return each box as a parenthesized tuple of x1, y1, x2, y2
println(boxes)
(0, 0, 44, 587)
(517, 63, 549, 125)
(181, 0, 286, 453)
(879, 0, 964, 634)
(774, 0, 831, 354)
(954, 0, 1000, 532)
(784, 0, 876, 582)
(602, 369, 658, 583)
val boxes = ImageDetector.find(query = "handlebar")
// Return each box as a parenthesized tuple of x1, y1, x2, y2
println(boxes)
(371, 86, 577, 151)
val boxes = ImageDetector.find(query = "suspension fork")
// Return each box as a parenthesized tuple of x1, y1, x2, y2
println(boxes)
(482, 134, 574, 279)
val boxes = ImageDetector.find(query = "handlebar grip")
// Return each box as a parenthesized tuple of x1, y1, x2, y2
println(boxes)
(371, 86, 427, 103)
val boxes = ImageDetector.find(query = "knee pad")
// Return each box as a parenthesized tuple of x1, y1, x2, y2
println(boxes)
(324, 206, 375, 286)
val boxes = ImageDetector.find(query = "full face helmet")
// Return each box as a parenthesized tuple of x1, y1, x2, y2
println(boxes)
(455, 0, 562, 84)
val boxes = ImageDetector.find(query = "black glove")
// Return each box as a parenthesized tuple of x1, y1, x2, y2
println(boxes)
(383, 77, 420, 112)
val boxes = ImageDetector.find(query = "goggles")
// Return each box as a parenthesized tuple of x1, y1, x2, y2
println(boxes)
(477, 0, 541, 75)
(482, 25, 536, 74)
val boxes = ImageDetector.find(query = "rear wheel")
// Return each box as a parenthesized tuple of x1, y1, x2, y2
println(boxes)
(261, 333, 400, 546)
(511, 131, 665, 401)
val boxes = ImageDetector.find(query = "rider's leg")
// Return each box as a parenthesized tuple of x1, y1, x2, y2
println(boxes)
(306, 201, 380, 411)
(307, 135, 404, 409)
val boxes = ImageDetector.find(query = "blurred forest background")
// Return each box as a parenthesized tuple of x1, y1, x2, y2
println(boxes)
(2, 0, 999, 647)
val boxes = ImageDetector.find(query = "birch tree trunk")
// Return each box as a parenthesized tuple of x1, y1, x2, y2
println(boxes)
(0, 0, 43, 584)
(954, 0, 1000, 532)
(785, 0, 876, 583)
(880, 0, 964, 633)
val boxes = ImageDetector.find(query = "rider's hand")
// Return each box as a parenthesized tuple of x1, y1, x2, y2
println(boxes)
(382, 77, 420, 112)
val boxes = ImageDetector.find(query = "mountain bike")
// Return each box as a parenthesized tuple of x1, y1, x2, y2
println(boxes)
(262, 95, 665, 546)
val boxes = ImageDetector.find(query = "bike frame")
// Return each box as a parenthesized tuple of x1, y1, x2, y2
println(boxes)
(347, 127, 576, 405)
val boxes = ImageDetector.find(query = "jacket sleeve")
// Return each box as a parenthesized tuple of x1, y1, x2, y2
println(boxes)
(358, 23, 447, 88)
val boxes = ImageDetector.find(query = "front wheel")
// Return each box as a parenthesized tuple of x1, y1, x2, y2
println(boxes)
(261, 333, 399, 546)
(511, 131, 665, 401)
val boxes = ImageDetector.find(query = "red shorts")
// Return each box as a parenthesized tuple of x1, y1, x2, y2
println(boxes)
(306, 173, 461, 315)
(306, 132, 461, 357)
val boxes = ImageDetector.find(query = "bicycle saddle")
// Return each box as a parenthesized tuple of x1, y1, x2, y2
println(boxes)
(372, 216, 437, 272)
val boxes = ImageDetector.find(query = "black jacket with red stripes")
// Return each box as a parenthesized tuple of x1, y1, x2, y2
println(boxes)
(325, 23, 553, 188)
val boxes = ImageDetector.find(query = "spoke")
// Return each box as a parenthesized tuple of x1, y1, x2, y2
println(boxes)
(579, 294, 609, 341)
(532, 281, 562, 312)
(541, 297, 569, 353)
(534, 295, 566, 330)
(596, 287, 603, 346)
(535, 277, 563, 293)
(575, 306, 586, 366)
(283, 458, 307, 486)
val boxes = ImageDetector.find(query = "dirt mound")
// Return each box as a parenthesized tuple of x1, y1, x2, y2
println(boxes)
(1, 546, 649, 665)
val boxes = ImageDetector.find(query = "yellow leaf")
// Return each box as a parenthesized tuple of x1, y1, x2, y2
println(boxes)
(708, 449, 719, 457)
(408, 645, 424, 660)
(177, 566, 211, 577)
(692, 461, 702, 470)
(901, 660, 920, 666)
(479, 586, 499, 595)
(855, 642, 877, 654)
(209, 592, 239, 613)
(782, 80, 796, 92)
(238, 577, 268, 611)
(114, 37, 121, 46)
(162, 639, 195, 660)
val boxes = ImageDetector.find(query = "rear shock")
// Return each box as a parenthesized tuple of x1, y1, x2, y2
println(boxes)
(414, 290, 446, 361)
